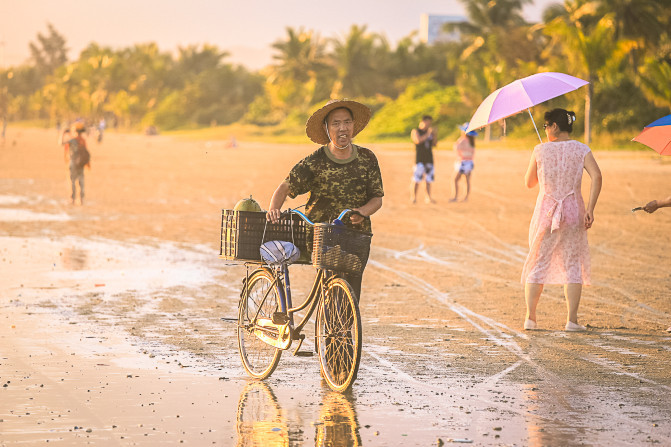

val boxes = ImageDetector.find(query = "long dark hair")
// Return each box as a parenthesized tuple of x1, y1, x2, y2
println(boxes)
(544, 108, 576, 134)
(467, 135, 475, 147)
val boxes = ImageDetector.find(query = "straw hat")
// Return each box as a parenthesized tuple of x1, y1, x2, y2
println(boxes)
(305, 99, 371, 145)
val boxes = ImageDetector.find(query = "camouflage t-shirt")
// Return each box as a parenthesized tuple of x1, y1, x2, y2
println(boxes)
(286, 144, 384, 233)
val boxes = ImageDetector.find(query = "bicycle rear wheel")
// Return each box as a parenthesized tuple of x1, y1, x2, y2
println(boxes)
(316, 277, 362, 392)
(238, 268, 282, 379)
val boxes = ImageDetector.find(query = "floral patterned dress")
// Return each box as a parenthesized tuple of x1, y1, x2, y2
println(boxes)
(521, 140, 591, 285)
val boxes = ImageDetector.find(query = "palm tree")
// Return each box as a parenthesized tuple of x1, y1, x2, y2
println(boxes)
(446, 0, 533, 65)
(267, 27, 331, 108)
(329, 25, 392, 98)
(390, 36, 459, 86)
(29, 23, 68, 77)
(447, 0, 538, 139)
(542, 1, 631, 143)
(175, 44, 229, 80)
(270, 28, 328, 83)
(639, 55, 671, 110)
(597, 0, 667, 49)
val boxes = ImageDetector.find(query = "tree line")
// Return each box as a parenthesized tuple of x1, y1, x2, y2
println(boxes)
(1, 0, 670, 143)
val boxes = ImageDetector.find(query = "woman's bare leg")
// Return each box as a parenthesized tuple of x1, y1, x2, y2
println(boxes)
(451, 173, 461, 202)
(425, 182, 435, 203)
(564, 283, 582, 324)
(525, 283, 544, 322)
(463, 172, 471, 201)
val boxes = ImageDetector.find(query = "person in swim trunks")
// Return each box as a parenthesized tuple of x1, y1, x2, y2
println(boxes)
(450, 122, 477, 202)
(410, 115, 437, 204)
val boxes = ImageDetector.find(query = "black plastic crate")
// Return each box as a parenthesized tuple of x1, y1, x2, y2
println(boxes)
(312, 223, 371, 274)
(220, 210, 309, 263)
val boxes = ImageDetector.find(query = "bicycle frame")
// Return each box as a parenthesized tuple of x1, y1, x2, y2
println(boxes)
(242, 262, 329, 352)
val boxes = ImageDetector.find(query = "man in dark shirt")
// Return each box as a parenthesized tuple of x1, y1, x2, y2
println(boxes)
(410, 115, 437, 204)
(267, 99, 384, 299)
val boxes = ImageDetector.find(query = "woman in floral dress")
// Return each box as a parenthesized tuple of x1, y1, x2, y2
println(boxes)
(521, 109, 602, 332)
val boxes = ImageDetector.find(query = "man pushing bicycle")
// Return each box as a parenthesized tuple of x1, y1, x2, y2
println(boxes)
(267, 99, 384, 300)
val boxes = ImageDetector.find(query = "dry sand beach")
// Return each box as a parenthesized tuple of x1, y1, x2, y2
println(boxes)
(1, 127, 670, 446)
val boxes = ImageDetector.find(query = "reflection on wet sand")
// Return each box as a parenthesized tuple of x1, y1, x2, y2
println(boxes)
(315, 391, 362, 447)
(236, 381, 289, 446)
(523, 384, 586, 446)
(236, 380, 362, 446)
(60, 246, 89, 270)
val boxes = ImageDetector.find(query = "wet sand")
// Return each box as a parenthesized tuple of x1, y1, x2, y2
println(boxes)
(1, 127, 670, 446)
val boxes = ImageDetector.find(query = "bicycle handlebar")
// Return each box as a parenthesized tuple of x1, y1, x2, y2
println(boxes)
(280, 208, 362, 226)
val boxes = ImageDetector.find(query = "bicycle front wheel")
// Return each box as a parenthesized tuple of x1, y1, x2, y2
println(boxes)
(238, 268, 282, 379)
(316, 277, 362, 392)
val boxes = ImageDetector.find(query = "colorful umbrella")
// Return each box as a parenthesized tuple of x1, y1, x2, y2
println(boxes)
(466, 72, 589, 142)
(632, 114, 671, 155)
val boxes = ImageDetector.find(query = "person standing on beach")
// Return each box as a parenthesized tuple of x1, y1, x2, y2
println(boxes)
(63, 122, 90, 205)
(267, 99, 383, 300)
(450, 123, 477, 202)
(640, 195, 671, 332)
(521, 108, 602, 332)
(410, 115, 437, 204)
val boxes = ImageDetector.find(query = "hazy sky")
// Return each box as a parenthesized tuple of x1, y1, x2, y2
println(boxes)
(1, 0, 556, 70)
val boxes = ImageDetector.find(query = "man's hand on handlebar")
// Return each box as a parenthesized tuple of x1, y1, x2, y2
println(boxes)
(349, 209, 365, 225)
(267, 208, 282, 223)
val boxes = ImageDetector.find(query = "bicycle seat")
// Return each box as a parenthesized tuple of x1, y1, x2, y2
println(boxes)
(260, 240, 301, 266)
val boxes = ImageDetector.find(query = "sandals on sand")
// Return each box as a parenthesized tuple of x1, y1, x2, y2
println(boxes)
(565, 321, 586, 332)
(524, 319, 537, 330)
(524, 319, 588, 331)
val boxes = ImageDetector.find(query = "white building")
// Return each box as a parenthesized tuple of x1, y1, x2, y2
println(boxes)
(419, 14, 466, 44)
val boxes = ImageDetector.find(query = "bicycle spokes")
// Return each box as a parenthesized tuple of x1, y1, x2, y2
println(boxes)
(238, 269, 283, 379)
(317, 278, 361, 391)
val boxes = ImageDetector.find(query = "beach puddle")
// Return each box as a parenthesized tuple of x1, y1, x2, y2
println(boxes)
(0, 208, 72, 222)
(1, 235, 226, 297)
(1, 234, 244, 371)
(0, 195, 70, 221)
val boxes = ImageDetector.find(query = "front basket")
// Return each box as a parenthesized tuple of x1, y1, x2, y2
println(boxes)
(312, 223, 371, 274)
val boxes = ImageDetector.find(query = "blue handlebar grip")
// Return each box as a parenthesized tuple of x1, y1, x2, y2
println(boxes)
(337, 209, 352, 221)
(289, 209, 315, 226)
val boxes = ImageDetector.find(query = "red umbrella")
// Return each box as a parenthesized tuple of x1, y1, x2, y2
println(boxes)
(632, 114, 671, 155)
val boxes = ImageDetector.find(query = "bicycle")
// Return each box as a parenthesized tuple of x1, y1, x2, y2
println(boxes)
(233, 208, 370, 392)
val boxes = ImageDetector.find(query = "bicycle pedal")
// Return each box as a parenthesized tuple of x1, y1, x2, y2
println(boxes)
(294, 351, 313, 357)
(272, 312, 289, 325)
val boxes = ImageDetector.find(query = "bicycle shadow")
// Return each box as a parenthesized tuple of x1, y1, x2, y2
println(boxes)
(235, 380, 363, 446)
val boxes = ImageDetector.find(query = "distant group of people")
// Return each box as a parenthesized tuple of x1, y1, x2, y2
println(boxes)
(410, 116, 477, 204)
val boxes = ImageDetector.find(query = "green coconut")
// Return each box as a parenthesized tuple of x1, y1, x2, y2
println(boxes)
(234, 195, 263, 212)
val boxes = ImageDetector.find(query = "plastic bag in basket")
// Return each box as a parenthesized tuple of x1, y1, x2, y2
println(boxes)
(260, 240, 301, 266)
